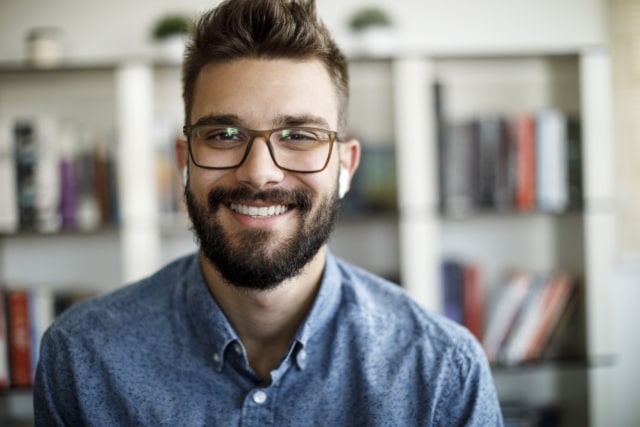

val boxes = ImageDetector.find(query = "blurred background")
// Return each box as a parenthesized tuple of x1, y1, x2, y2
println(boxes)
(0, 0, 638, 426)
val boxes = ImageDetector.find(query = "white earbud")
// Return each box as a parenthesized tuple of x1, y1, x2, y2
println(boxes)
(182, 166, 188, 187)
(338, 167, 350, 199)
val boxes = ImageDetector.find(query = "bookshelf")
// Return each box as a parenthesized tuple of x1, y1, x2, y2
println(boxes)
(355, 50, 614, 427)
(0, 48, 615, 426)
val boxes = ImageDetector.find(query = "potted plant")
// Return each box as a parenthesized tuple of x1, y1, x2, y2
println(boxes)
(348, 7, 392, 32)
(347, 7, 394, 55)
(151, 13, 191, 62)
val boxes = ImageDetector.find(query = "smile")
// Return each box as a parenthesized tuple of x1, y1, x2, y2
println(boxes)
(229, 203, 290, 218)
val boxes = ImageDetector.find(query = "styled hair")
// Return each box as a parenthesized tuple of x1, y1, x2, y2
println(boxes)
(182, 0, 349, 131)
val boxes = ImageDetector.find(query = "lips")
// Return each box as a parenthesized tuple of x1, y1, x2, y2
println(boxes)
(229, 203, 289, 218)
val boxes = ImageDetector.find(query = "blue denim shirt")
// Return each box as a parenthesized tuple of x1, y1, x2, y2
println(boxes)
(34, 251, 503, 426)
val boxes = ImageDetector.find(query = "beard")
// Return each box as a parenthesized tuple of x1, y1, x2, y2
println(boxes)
(185, 181, 339, 291)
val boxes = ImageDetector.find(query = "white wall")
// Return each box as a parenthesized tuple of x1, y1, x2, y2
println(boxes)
(0, 0, 606, 62)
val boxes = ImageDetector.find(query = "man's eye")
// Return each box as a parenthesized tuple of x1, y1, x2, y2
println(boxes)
(278, 129, 319, 142)
(199, 127, 243, 141)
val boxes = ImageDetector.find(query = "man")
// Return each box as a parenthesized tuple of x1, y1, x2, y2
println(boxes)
(34, 0, 504, 425)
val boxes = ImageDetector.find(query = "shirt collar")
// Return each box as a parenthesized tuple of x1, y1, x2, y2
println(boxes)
(183, 255, 238, 372)
(182, 250, 343, 372)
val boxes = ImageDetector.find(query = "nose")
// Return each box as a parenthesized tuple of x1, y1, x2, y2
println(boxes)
(235, 137, 285, 189)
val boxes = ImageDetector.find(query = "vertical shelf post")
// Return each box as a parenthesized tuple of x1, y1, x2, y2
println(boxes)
(115, 62, 161, 284)
(392, 58, 441, 312)
(580, 49, 617, 427)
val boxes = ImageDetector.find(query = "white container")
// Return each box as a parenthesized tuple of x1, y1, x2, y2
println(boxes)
(26, 27, 63, 68)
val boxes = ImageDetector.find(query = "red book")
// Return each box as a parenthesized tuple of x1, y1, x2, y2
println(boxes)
(7, 290, 32, 388)
(463, 264, 484, 341)
(515, 116, 536, 212)
(0, 288, 9, 389)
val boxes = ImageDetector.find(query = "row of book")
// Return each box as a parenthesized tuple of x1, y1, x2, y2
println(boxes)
(339, 145, 397, 216)
(0, 286, 93, 389)
(483, 271, 577, 365)
(441, 260, 578, 365)
(436, 108, 582, 216)
(0, 117, 120, 234)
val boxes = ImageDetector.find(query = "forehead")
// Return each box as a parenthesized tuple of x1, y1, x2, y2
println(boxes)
(191, 58, 339, 129)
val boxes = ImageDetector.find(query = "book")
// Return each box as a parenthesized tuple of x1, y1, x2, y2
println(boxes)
(0, 287, 10, 389)
(34, 116, 61, 233)
(566, 117, 583, 210)
(463, 263, 484, 341)
(58, 122, 79, 230)
(6, 289, 32, 388)
(0, 118, 18, 233)
(441, 122, 475, 215)
(524, 274, 575, 361)
(475, 115, 502, 209)
(433, 81, 448, 213)
(482, 272, 532, 362)
(499, 275, 549, 364)
(536, 109, 568, 213)
(442, 260, 464, 324)
(513, 115, 536, 212)
(14, 121, 38, 231)
(29, 289, 55, 381)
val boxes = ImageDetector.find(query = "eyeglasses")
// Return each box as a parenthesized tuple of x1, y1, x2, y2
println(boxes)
(183, 124, 341, 173)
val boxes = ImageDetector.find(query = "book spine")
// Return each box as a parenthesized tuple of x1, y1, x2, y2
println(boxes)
(7, 289, 32, 388)
(14, 121, 38, 231)
(0, 287, 10, 389)
(0, 118, 18, 233)
(463, 264, 484, 341)
(29, 289, 55, 381)
(515, 116, 536, 212)
(442, 261, 464, 325)
(34, 116, 61, 233)
(536, 109, 568, 212)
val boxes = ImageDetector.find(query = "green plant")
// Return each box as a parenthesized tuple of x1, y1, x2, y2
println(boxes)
(348, 7, 392, 31)
(152, 14, 191, 40)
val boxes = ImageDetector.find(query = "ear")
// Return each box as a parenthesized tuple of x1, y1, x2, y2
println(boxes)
(175, 136, 189, 172)
(338, 138, 361, 196)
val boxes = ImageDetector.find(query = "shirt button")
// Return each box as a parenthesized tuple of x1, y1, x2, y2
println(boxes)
(297, 349, 307, 363)
(253, 390, 267, 405)
(212, 353, 221, 363)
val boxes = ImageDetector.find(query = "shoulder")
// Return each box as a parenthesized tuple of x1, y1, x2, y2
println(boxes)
(48, 253, 198, 340)
(331, 257, 502, 424)
(334, 256, 484, 363)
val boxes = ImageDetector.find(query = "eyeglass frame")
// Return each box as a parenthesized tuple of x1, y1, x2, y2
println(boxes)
(182, 124, 344, 173)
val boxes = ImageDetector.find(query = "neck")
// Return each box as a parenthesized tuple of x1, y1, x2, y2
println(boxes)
(200, 246, 326, 380)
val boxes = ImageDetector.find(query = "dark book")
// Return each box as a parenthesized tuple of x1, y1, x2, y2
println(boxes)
(442, 122, 475, 215)
(442, 260, 464, 325)
(14, 122, 37, 231)
(433, 81, 448, 213)
(566, 117, 582, 210)
(475, 115, 503, 209)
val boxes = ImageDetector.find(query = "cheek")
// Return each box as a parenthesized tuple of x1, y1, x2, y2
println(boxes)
(187, 169, 229, 199)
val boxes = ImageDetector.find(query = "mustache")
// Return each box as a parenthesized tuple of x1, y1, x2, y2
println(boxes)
(207, 187, 314, 212)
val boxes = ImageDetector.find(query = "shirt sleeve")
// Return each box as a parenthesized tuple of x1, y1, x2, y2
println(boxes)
(437, 335, 505, 427)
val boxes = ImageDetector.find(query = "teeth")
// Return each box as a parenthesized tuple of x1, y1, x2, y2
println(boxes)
(230, 203, 288, 217)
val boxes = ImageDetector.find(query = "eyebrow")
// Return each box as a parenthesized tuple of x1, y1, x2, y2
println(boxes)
(272, 114, 332, 129)
(192, 113, 332, 130)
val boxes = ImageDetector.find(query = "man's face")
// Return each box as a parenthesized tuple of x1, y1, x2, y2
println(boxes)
(183, 58, 356, 290)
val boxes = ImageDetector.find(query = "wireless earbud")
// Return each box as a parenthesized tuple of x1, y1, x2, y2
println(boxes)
(338, 167, 350, 199)
(182, 166, 188, 187)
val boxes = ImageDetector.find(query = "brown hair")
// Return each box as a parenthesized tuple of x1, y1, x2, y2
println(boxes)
(182, 0, 349, 131)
